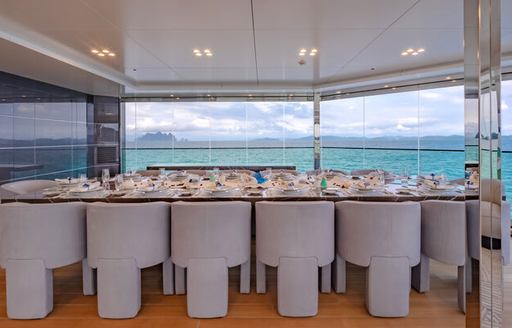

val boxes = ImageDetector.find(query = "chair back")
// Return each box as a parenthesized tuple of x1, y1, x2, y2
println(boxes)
(335, 201, 420, 267)
(87, 202, 170, 268)
(256, 201, 334, 267)
(0, 202, 86, 268)
(1, 180, 58, 194)
(171, 201, 251, 268)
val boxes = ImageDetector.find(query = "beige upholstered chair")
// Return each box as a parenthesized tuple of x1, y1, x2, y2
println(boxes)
(171, 201, 251, 318)
(1, 179, 58, 195)
(0, 202, 90, 319)
(412, 200, 467, 313)
(86, 202, 172, 318)
(256, 201, 334, 317)
(335, 201, 420, 317)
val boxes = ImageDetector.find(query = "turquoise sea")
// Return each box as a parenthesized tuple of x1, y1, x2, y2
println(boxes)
(122, 147, 512, 202)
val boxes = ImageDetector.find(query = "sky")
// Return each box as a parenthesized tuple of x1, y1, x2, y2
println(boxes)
(125, 81, 512, 142)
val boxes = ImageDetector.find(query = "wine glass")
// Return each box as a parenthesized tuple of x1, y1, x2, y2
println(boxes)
(102, 168, 110, 190)
(400, 168, 409, 187)
(114, 174, 124, 191)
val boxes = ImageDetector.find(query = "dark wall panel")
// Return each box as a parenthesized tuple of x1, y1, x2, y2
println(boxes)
(0, 71, 120, 183)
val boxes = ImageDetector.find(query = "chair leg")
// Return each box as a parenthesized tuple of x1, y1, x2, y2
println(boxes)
(367, 256, 410, 317)
(82, 258, 96, 296)
(333, 253, 346, 293)
(458, 265, 466, 313)
(97, 258, 141, 319)
(277, 257, 318, 317)
(187, 258, 228, 318)
(411, 254, 430, 293)
(6, 259, 53, 319)
(175, 265, 186, 295)
(320, 263, 331, 293)
(240, 260, 250, 294)
(256, 258, 266, 294)
(163, 257, 174, 295)
(465, 255, 473, 294)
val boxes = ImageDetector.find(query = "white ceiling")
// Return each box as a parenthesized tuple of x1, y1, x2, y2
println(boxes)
(0, 0, 511, 95)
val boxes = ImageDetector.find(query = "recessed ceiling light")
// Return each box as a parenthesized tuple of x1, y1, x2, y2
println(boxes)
(108, 53, 116, 57)
(298, 48, 318, 57)
(451, 80, 456, 83)
(176, 97, 180, 100)
(102, 49, 110, 53)
(336, 91, 341, 94)
(392, 87, 397, 90)
(170, 94, 174, 97)
(193, 49, 213, 57)
(97, 53, 106, 57)
(91, 49, 99, 54)
(446, 76, 451, 80)
(384, 85, 389, 88)
(402, 48, 425, 57)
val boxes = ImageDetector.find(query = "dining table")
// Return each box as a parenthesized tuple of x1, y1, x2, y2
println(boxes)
(0, 170, 478, 204)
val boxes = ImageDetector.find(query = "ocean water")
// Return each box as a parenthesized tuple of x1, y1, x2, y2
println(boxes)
(123, 147, 512, 202)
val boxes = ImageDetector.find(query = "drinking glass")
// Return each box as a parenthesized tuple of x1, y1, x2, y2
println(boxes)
(102, 168, 110, 190)
(401, 168, 409, 187)
(159, 168, 166, 180)
(114, 174, 124, 191)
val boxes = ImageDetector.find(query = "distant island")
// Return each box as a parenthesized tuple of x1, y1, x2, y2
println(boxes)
(125, 132, 512, 150)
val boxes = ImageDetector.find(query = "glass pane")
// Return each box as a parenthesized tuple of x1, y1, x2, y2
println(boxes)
(502, 79, 512, 202)
(320, 97, 364, 172)
(419, 85, 465, 180)
(364, 90, 419, 175)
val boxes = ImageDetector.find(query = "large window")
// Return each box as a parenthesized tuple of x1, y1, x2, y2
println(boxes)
(122, 101, 313, 172)
(502, 79, 512, 201)
(320, 85, 465, 179)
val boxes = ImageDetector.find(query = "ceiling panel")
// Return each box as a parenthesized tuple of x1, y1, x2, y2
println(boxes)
(172, 68, 257, 82)
(0, 0, 111, 30)
(393, 0, 463, 29)
(128, 29, 256, 69)
(0, 0, 511, 92)
(328, 28, 463, 82)
(252, 0, 417, 29)
(125, 67, 181, 82)
(82, 0, 253, 30)
(22, 29, 166, 72)
(255, 28, 383, 82)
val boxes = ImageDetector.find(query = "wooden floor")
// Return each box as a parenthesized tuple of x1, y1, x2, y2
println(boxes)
(0, 257, 466, 328)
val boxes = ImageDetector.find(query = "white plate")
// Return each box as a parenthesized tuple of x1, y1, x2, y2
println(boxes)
(208, 187, 236, 196)
(278, 188, 306, 195)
